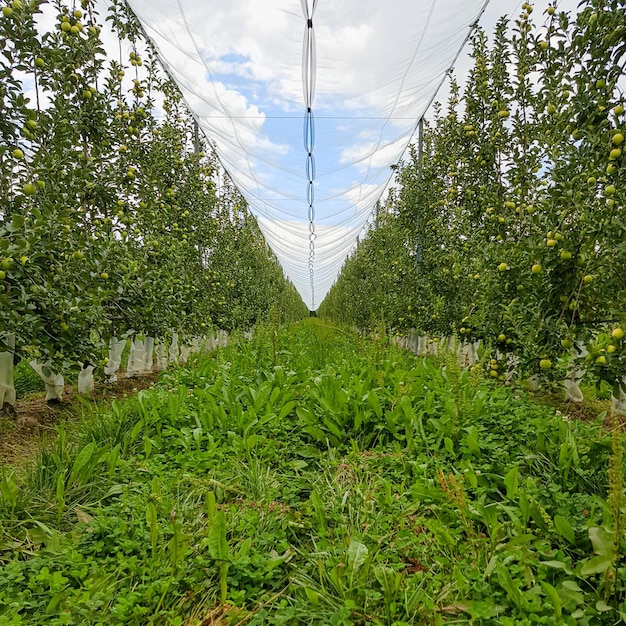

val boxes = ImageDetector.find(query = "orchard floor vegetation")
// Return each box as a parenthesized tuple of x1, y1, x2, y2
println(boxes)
(1, 319, 625, 625)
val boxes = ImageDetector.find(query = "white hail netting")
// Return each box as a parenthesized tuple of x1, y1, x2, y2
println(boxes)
(122, 0, 489, 309)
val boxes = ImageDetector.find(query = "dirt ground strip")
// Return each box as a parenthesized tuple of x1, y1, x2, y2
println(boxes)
(0, 371, 159, 466)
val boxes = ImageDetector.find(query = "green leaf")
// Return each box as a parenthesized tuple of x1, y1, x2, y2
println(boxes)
(278, 400, 296, 420)
(102, 484, 124, 499)
(0, 471, 18, 507)
(347, 540, 368, 574)
(496, 563, 526, 609)
(296, 406, 314, 423)
(68, 442, 96, 485)
(553, 515, 575, 544)
(206, 491, 217, 522)
(303, 425, 328, 444)
(208, 511, 229, 561)
(465, 425, 481, 456)
(580, 554, 613, 576)
(540, 560, 572, 574)
(56, 471, 65, 506)
(504, 466, 518, 499)
(366, 390, 382, 419)
(541, 581, 562, 617)
(304, 587, 319, 605)
(588, 526, 615, 557)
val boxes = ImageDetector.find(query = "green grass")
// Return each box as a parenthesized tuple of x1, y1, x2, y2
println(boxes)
(0, 319, 624, 625)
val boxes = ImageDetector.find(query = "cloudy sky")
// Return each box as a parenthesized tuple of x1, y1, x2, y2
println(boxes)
(119, 0, 582, 310)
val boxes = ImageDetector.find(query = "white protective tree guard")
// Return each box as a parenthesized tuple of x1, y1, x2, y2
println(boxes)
(179, 343, 191, 365)
(30, 361, 64, 402)
(143, 336, 155, 374)
(77, 363, 95, 395)
(0, 333, 16, 410)
(169, 332, 179, 365)
(445, 336, 456, 353)
(457, 342, 471, 367)
(126, 338, 146, 378)
(417, 336, 428, 356)
(612, 377, 626, 415)
(564, 342, 587, 403)
(191, 336, 201, 354)
(469, 342, 479, 366)
(104, 338, 127, 383)
(506, 353, 519, 384)
(155, 340, 168, 371)
(196, 335, 207, 354)
(209, 333, 218, 351)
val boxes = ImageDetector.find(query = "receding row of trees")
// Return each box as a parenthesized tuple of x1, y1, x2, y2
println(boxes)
(320, 0, 625, 400)
(0, 0, 306, 409)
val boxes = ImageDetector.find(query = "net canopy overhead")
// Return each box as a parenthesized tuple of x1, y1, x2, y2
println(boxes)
(124, 0, 489, 310)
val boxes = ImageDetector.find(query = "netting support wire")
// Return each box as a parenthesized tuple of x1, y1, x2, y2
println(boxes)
(301, 0, 318, 309)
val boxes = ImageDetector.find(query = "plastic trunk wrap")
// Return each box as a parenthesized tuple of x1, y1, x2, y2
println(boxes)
(418, 336, 428, 356)
(506, 354, 519, 383)
(0, 333, 16, 410)
(169, 332, 179, 365)
(612, 377, 626, 415)
(208, 333, 218, 351)
(468, 342, 479, 366)
(179, 343, 191, 365)
(143, 337, 155, 374)
(104, 338, 126, 383)
(77, 363, 95, 395)
(191, 336, 201, 354)
(564, 343, 587, 403)
(155, 340, 168, 371)
(458, 342, 471, 367)
(30, 361, 64, 402)
(126, 338, 146, 378)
